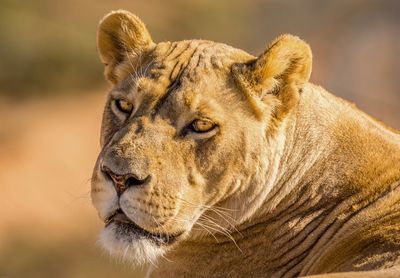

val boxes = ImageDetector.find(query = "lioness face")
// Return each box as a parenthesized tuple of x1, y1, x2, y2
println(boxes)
(91, 11, 311, 264)
(91, 41, 267, 262)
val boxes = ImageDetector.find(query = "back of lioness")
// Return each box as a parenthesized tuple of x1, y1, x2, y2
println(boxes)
(294, 85, 400, 276)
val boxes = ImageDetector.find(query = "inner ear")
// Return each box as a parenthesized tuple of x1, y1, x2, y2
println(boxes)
(97, 10, 155, 84)
(232, 34, 312, 119)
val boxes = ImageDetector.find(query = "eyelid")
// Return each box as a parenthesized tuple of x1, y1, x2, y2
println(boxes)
(184, 125, 219, 139)
(109, 88, 136, 103)
(182, 118, 219, 139)
(109, 90, 127, 99)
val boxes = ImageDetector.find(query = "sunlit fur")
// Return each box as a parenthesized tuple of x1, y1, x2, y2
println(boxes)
(91, 10, 400, 278)
(99, 223, 164, 266)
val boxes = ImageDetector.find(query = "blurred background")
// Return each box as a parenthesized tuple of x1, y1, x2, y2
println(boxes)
(0, 0, 399, 277)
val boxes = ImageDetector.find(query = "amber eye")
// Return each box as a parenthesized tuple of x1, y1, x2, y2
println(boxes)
(191, 119, 216, 133)
(115, 99, 133, 114)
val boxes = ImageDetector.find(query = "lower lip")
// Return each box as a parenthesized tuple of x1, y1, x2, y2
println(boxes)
(107, 213, 182, 245)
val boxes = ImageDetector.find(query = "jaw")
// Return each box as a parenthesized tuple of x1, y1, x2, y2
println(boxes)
(99, 223, 167, 266)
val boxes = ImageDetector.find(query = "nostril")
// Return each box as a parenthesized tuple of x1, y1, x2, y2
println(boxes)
(126, 175, 151, 187)
(101, 164, 151, 191)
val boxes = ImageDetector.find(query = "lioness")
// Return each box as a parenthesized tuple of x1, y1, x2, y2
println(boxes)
(91, 10, 400, 278)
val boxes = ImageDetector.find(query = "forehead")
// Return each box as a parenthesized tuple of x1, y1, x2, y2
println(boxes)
(150, 40, 244, 80)
(119, 39, 252, 90)
(115, 40, 252, 115)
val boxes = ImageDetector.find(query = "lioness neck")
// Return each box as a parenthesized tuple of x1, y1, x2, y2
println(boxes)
(149, 83, 400, 277)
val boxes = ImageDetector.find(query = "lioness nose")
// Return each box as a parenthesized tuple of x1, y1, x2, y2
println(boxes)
(101, 165, 151, 196)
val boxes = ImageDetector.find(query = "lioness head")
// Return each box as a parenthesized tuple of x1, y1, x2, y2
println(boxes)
(91, 10, 312, 264)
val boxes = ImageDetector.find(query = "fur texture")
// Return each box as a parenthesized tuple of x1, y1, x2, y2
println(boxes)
(91, 10, 400, 278)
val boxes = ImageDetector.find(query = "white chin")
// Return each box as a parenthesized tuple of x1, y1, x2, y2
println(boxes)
(99, 223, 164, 266)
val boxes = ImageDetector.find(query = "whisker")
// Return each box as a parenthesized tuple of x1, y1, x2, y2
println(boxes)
(171, 197, 243, 252)
(194, 221, 220, 243)
(197, 218, 234, 243)
(199, 217, 243, 253)
(176, 197, 241, 235)
(204, 209, 243, 237)
(174, 214, 220, 243)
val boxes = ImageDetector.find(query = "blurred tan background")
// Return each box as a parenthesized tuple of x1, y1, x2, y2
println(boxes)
(0, 0, 399, 277)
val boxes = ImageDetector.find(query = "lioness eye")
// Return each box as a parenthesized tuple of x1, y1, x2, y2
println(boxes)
(115, 99, 133, 114)
(191, 119, 216, 133)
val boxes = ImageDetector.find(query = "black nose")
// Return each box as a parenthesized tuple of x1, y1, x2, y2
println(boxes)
(101, 165, 151, 196)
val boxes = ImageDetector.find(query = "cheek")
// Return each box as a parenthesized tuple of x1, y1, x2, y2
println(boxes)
(170, 181, 206, 230)
(171, 202, 203, 230)
(197, 135, 244, 174)
(193, 140, 239, 197)
(194, 138, 220, 172)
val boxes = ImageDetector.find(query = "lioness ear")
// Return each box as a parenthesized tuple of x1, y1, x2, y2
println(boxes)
(232, 34, 312, 119)
(97, 10, 155, 84)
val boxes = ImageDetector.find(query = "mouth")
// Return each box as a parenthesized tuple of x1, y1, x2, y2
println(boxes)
(105, 209, 183, 245)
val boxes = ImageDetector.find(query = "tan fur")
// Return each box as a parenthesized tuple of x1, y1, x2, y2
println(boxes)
(91, 10, 400, 278)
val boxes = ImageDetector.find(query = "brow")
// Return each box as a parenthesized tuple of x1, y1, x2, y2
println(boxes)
(150, 56, 191, 119)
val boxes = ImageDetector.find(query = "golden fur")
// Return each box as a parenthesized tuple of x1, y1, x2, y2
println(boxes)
(91, 10, 400, 277)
